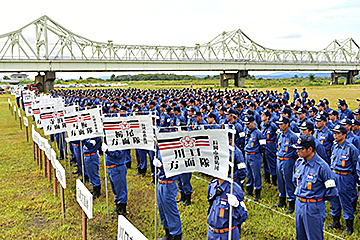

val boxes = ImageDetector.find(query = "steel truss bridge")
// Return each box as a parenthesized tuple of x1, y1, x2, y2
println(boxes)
(0, 15, 359, 89)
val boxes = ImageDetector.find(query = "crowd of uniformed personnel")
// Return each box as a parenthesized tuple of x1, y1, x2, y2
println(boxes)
(40, 86, 360, 239)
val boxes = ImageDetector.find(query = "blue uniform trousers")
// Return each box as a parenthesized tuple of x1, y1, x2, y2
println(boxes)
(135, 149, 147, 170)
(56, 132, 66, 153)
(277, 158, 295, 201)
(207, 226, 239, 240)
(148, 150, 155, 174)
(84, 154, 101, 187)
(124, 150, 131, 165)
(157, 181, 182, 236)
(177, 173, 193, 195)
(245, 153, 262, 189)
(295, 199, 325, 240)
(330, 174, 356, 220)
(74, 144, 87, 176)
(108, 165, 127, 204)
(264, 143, 277, 176)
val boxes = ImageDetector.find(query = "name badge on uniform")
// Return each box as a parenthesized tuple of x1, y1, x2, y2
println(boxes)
(221, 201, 227, 205)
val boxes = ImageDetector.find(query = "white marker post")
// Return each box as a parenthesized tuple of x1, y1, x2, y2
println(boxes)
(8, 98, 11, 111)
(55, 160, 66, 222)
(76, 179, 93, 240)
(24, 117, 29, 142)
(18, 109, 22, 130)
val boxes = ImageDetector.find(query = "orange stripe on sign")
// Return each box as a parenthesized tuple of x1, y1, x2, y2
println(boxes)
(342, 160, 345, 167)
(219, 208, 225, 218)
(307, 182, 312, 190)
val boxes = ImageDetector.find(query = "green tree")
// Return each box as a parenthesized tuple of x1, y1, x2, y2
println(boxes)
(3, 75, 10, 80)
(309, 74, 315, 81)
(294, 74, 298, 79)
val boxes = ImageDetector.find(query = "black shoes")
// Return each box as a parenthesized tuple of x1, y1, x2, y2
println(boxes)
(176, 192, 185, 203)
(182, 194, 191, 207)
(286, 201, 295, 214)
(253, 189, 261, 201)
(272, 197, 287, 208)
(92, 185, 101, 200)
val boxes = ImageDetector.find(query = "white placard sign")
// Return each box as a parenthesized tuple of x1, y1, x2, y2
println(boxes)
(50, 148, 57, 168)
(76, 179, 93, 219)
(38, 137, 48, 151)
(64, 108, 104, 141)
(23, 90, 35, 116)
(45, 142, 52, 160)
(8, 98, 10, 104)
(157, 129, 231, 181)
(40, 109, 66, 135)
(117, 215, 148, 240)
(103, 115, 155, 151)
(14, 105, 16, 112)
(18, 109, 21, 118)
(23, 117, 28, 127)
(55, 160, 66, 189)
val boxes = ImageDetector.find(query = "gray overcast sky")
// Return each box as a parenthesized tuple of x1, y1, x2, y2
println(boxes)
(1, 0, 360, 79)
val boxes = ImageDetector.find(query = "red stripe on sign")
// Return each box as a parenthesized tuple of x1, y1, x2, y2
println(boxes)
(158, 142, 181, 147)
(159, 146, 182, 150)
(196, 140, 210, 144)
(195, 144, 210, 147)
(104, 124, 121, 128)
(104, 127, 122, 131)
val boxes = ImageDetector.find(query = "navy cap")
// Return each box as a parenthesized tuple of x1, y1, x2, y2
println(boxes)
(244, 109, 254, 116)
(266, 104, 274, 110)
(283, 88, 287, 90)
(340, 118, 352, 125)
(315, 114, 327, 122)
(337, 99, 347, 107)
(226, 108, 237, 115)
(331, 124, 347, 134)
(322, 98, 329, 105)
(194, 111, 202, 116)
(160, 103, 167, 108)
(329, 110, 339, 116)
(352, 119, 360, 126)
(354, 107, 360, 115)
(316, 102, 325, 108)
(149, 100, 155, 106)
(219, 106, 227, 112)
(187, 106, 196, 112)
(297, 107, 307, 114)
(308, 106, 318, 113)
(293, 135, 316, 149)
(243, 115, 255, 124)
(280, 107, 292, 115)
(277, 116, 290, 124)
(165, 106, 173, 113)
(110, 103, 117, 109)
(208, 113, 217, 119)
(173, 106, 181, 112)
(299, 121, 314, 130)
(120, 105, 127, 111)
(261, 110, 272, 118)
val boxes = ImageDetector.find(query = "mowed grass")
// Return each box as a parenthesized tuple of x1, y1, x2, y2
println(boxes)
(1, 82, 360, 239)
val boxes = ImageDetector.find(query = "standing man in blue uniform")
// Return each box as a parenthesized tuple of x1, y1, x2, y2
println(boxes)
(292, 135, 338, 240)
(273, 116, 298, 213)
(301, 88, 308, 104)
(102, 143, 128, 216)
(337, 99, 354, 120)
(228, 132, 247, 189)
(283, 88, 290, 102)
(243, 116, 266, 201)
(260, 110, 279, 187)
(293, 89, 300, 103)
(207, 177, 248, 240)
(314, 114, 334, 164)
(83, 137, 102, 199)
(326, 125, 359, 235)
(153, 154, 182, 240)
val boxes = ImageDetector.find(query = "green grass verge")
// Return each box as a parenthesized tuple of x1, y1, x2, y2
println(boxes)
(0, 84, 360, 239)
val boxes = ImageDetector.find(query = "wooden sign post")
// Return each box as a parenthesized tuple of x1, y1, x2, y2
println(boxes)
(24, 117, 29, 142)
(18, 109, 22, 130)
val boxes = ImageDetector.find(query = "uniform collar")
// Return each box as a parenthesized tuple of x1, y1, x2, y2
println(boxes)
(304, 154, 317, 167)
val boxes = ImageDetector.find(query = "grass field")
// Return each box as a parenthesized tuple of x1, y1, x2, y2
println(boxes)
(1, 82, 360, 239)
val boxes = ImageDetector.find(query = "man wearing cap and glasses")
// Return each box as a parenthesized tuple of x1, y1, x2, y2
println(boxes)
(292, 135, 338, 240)
(273, 116, 298, 213)
(326, 125, 359, 235)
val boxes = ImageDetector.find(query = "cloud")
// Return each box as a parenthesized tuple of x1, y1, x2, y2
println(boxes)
(278, 33, 302, 39)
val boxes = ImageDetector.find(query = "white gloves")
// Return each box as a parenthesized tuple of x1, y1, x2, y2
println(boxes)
(226, 193, 239, 207)
(89, 140, 96, 146)
(153, 158, 162, 168)
(101, 143, 108, 152)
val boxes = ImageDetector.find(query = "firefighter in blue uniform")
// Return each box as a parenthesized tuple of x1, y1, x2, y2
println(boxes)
(273, 116, 298, 213)
(101, 143, 128, 216)
(314, 114, 334, 164)
(228, 133, 246, 189)
(326, 124, 359, 236)
(283, 88, 290, 102)
(337, 99, 354, 120)
(292, 135, 338, 240)
(301, 88, 308, 104)
(206, 177, 248, 240)
(293, 89, 300, 102)
(226, 109, 246, 150)
(83, 137, 102, 199)
(243, 115, 266, 201)
(153, 153, 182, 240)
(260, 110, 279, 187)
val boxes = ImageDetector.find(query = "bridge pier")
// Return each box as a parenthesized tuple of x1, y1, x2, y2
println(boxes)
(35, 71, 56, 92)
(220, 70, 248, 88)
(331, 70, 358, 84)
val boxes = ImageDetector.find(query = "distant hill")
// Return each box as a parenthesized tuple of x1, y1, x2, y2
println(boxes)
(254, 72, 331, 79)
